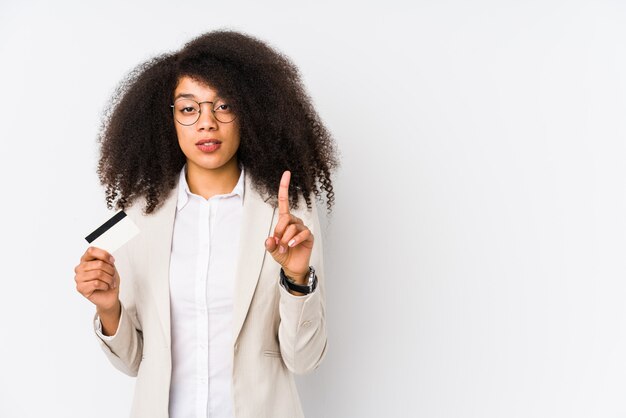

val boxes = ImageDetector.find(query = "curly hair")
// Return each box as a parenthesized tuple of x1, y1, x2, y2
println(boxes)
(97, 30, 339, 215)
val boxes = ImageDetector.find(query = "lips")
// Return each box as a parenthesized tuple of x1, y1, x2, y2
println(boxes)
(196, 139, 222, 153)
(195, 139, 222, 145)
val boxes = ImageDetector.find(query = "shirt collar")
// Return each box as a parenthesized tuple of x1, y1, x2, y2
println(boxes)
(176, 163, 245, 211)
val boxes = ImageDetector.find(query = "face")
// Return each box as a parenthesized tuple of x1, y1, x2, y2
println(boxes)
(172, 76, 240, 175)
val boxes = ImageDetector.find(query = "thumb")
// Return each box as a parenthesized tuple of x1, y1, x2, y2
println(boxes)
(265, 236, 278, 253)
(265, 236, 287, 261)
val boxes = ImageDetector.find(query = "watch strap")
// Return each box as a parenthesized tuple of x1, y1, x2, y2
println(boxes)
(280, 266, 317, 294)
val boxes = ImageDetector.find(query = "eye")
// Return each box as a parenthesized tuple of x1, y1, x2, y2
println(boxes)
(174, 99, 199, 114)
(215, 103, 231, 111)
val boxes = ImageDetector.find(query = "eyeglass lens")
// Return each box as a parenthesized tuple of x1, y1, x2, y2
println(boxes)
(172, 99, 235, 125)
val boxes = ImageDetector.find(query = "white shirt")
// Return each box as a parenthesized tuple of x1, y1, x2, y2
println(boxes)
(167, 163, 244, 418)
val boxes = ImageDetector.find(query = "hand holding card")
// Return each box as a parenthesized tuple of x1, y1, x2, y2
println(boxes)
(74, 210, 139, 335)
(74, 246, 119, 311)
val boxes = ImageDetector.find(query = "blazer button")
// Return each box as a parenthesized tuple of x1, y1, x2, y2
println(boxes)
(301, 320, 311, 328)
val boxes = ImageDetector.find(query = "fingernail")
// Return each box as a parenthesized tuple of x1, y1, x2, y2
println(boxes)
(110, 256, 115, 263)
(288, 239, 296, 247)
(279, 246, 286, 254)
(274, 237, 279, 245)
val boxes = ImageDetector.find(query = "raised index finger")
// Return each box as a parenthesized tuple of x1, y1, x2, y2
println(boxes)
(278, 170, 291, 215)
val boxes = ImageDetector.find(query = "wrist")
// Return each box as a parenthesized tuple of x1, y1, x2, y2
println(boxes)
(281, 268, 307, 285)
(97, 299, 121, 317)
(96, 300, 121, 337)
(280, 266, 317, 295)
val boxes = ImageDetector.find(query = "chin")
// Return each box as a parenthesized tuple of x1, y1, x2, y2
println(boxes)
(190, 156, 237, 171)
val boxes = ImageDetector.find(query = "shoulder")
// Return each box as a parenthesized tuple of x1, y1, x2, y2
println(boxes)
(123, 185, 178, 224)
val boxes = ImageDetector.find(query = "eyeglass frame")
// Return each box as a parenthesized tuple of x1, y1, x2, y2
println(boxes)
(170, 97, 236, 126)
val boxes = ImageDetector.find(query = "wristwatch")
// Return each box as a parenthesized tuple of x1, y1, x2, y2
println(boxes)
(280, 266, 317, 295)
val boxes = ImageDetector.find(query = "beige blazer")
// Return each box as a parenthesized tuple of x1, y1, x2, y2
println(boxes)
(93, 170, 327, 418)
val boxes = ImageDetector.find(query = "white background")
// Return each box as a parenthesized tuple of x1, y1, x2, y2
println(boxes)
(1, 1, 625, 417)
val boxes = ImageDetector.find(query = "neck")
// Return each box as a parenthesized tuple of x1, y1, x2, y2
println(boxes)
(185, 158, 241, 200)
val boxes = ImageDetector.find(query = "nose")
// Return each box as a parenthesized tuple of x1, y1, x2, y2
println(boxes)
(196, 103, 218, 131)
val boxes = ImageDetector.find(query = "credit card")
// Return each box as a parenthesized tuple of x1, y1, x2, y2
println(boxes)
(85, 210, 140, 254)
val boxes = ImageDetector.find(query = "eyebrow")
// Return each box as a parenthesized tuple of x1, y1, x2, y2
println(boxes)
(173, 92, 226, 102)
(173, 93, 197, 100)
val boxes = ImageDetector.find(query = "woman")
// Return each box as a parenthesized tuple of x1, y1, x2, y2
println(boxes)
(73, 30, 338, 418)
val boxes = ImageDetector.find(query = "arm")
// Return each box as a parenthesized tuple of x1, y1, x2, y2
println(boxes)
(90, 245, 144, 377)
(74, 247, 143, 376)
(264, 172, 329, 374)
(94, 304, 143, 377)
(276, 198, 328, 374)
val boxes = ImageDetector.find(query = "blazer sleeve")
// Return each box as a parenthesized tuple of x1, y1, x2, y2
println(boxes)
(277, 198, 328, 374)
(92, 242, 144, 377)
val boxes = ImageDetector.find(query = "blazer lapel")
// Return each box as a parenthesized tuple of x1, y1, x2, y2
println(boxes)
(232, 171, 276, 345)
(142, 185, 178, 348)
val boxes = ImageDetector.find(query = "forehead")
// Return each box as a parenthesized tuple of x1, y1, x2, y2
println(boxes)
(173, 76, 220, 99)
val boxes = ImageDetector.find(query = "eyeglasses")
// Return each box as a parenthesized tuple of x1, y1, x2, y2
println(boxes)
(170, 98, 236, 125)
